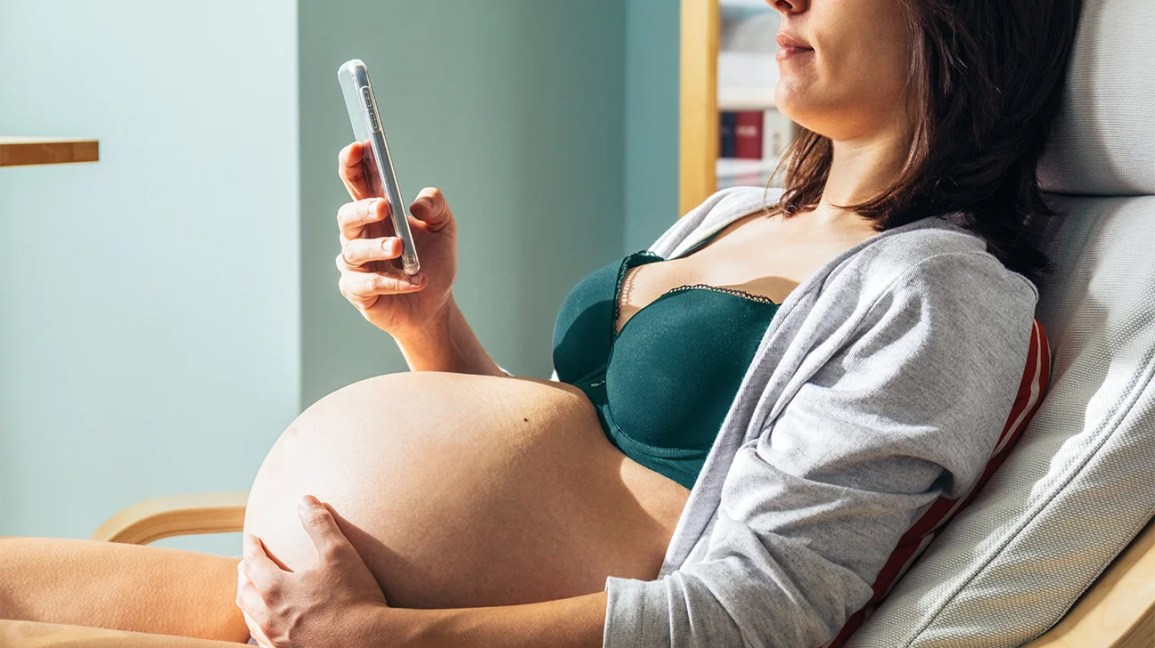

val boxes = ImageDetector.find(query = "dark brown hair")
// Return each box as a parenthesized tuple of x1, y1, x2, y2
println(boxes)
(767, 0, 1083, 286)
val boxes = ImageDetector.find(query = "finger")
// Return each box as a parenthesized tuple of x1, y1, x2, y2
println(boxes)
(338, 141, 372, 201)
(337, 198, 390, 241)
(338, 269, 426, 302)
(244, 611, 274, 648)
(409, 187, 452, 232)
(235, 579, 261, 616)
(298, 495, 355, 563)
(340, 237, 402, 268)
(235, 569, 264, 622)
(241, 534, 285, 592)
(235, 566, 274, 646)
(242, 605, 274, 648)
(235, 560, 248, 607)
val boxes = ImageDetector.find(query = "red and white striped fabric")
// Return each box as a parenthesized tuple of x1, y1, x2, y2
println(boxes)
(825, 319, 1052, 648)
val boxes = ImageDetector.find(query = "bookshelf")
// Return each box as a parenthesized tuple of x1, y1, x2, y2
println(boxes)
(679, 0, 797, 215)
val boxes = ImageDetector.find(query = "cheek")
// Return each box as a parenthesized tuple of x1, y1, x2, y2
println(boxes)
(775, 44, 911, 137)
(828, 40, 911, 111)
(774, 50, 858, 116)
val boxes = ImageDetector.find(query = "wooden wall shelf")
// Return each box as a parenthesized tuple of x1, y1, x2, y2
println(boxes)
(0, 136, 99, 167)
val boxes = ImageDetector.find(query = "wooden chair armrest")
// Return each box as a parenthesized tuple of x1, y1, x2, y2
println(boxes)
(1025, 515, 1155, 648)
(90, 491, 248, 545)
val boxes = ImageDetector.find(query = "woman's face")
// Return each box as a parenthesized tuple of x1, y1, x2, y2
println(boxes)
(771, 0, 915, 142)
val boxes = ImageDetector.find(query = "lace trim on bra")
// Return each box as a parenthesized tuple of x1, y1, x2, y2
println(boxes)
(610, 255, 642, 338)
(662, 283, 781, 304)
(612, 259, 781, 338)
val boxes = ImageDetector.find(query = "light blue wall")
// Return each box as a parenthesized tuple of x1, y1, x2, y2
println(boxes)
(299, 0, 627, 402)
(0, 0, 678, 556)
(0, 0, 300, 555)
(625, 0, 682, 253)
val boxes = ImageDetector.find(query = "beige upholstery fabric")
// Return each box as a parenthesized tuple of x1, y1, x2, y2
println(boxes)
(1037, 0, 1155, 196)
(849, 0, 1155, 645)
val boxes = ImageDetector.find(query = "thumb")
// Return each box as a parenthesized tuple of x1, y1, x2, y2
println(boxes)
(297, 495, 352, 560)
(409, 187, 452, 231)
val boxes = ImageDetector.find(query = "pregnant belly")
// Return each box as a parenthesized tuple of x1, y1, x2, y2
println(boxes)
(243, 372, 691, 610)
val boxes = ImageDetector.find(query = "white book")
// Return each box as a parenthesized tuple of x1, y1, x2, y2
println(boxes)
(762, 109, 795, 161)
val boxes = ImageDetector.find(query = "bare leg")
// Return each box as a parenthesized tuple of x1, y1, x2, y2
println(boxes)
(0, 537, 249, 643)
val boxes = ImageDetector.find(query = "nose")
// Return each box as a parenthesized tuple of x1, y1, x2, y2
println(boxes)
(771, 0, 809, 14)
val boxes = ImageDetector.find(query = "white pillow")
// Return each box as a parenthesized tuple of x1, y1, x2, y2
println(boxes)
(1038, 0, 1155, 196)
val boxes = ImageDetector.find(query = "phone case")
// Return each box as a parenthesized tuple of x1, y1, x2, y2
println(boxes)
(338, 59, 420, 275)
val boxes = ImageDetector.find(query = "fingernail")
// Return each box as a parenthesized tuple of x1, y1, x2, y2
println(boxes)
(299, 494, 318, 510)
(371, 199, 383, 216)
(408, 274, 422, 285)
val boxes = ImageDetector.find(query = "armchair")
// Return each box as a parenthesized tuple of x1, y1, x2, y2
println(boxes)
(91, 0, 1155, 645)
(3, 0, 1153, 645)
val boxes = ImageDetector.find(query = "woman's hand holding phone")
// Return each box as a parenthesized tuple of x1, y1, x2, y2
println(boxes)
(335, 140, 457, 341)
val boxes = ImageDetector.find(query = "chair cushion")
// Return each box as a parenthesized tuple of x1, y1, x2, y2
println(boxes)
(847, 196, 1155, 646)
(1037, 0, 1155, 196)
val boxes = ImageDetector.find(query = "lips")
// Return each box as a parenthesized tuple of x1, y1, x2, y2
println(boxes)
(775, 32, 813, 63)
(776, 33, 813, 52)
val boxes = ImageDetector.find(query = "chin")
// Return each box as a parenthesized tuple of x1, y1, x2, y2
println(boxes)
(773, 85, 810, 131)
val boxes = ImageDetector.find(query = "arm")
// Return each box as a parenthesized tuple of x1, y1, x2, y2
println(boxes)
(393, 295, 511, 376)
(382, 593, 606, 648)
(602, 252, 1039, 647)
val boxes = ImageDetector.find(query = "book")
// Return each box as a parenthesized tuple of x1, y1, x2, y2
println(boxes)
(734, 110, 763, 159)
(720, 111, 737, 158)
(762, 109, 796, 160)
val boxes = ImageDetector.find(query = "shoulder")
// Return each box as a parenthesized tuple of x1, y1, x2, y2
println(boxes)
(655, 188, 1039, 321)
(838, 217, 1039, 320)
(765, 210, 1040, 384)
(648, 186, 786, 257)
(757, 222, 1041, 493)
(815, 220, 1040, 407)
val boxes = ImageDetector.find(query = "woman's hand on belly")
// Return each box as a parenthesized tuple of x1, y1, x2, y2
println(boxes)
(242, 495, 610, 648)
(239, 495, 391, 648)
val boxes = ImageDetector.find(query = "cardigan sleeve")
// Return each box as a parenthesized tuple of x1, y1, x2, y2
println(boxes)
(601, 251, 1037, 647)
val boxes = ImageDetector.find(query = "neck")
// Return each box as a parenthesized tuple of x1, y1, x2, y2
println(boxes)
(807, 122, 913, 228)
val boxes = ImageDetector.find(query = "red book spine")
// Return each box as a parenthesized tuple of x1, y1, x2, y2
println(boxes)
(734, 110, 764, 159)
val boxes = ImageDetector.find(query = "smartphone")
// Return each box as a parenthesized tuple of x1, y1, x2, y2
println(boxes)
(338, 59, 420, 275)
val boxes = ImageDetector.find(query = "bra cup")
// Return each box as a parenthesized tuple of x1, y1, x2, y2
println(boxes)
(604, 292, 776, 453)
(552, 248, 779, 489)
(553, 258, 622, 383)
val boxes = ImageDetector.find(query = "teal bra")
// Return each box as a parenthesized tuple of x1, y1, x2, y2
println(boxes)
(551, 232, 781, 489)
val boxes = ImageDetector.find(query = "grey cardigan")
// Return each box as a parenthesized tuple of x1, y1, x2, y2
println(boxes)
(595, 187, 1038, 647)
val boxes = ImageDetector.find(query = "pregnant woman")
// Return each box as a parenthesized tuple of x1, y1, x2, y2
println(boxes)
(0, 0, 1080, 646)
